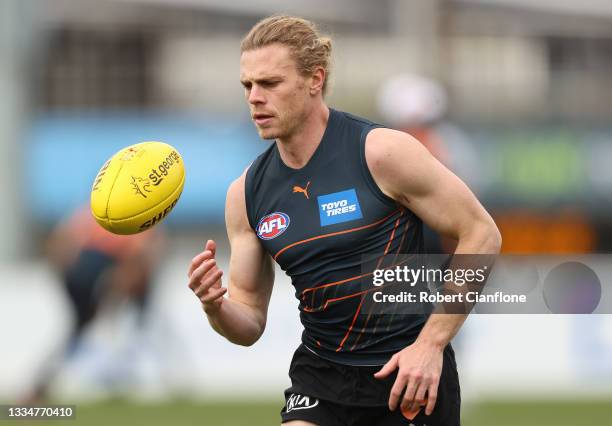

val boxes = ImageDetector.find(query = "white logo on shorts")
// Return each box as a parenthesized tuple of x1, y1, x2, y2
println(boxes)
(286, 393, 319, 412)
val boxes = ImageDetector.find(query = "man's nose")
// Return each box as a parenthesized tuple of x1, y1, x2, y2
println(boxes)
(248, 85, 265, 104)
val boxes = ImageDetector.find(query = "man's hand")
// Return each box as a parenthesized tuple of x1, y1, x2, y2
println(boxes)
(374, 341, 443, 416)
(188, 239, 227, 313)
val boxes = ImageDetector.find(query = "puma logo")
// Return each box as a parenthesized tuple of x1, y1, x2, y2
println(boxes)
(293, 181, 311, 199)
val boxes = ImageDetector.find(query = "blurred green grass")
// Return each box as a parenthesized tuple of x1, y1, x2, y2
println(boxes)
(4, 400, 611, 426)
(464, 400, 612, 426)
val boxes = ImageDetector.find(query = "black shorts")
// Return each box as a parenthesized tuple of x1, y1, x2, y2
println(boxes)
(280, 344, 460, 426)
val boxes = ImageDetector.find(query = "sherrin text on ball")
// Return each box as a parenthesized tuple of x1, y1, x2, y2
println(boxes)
(90, 141, 185, 234)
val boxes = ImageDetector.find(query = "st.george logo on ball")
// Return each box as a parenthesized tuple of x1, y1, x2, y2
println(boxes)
(90, 142, 185, 235)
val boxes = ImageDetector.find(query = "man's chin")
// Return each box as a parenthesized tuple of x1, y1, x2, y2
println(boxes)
(257, 128, 279, 140)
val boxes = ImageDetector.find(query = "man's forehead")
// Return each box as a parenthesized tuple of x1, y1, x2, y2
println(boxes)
(240, 44, 295, 79)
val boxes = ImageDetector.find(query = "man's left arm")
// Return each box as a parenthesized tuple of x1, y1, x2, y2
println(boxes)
(365, 128, 502, 415)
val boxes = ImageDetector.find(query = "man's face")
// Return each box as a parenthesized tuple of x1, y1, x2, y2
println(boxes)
(240, 44, 311, 140)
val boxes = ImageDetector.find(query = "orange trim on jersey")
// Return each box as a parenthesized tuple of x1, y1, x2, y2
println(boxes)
(338, 214, 404, 352)
(392, 220, 411, 266)
(336, 294, 366, 352)
(301, 272, 371, 298)
(350, 301, 375, 351)
(289, 208, 413, 352)
(333, 281, 398, 352)
(375, 209, 404, 269)
(273, 209, 401, 261)
(300, 254, 417, 312)
(349, 319, 367, 351)
(302, 287, 370, 313)
(353, 221, 411, 350)
(299, 209, 406, 299)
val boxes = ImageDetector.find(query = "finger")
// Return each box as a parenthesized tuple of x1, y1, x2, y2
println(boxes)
(189, 259, 215, 288)
(388, 375, 406, 411)
(205, 239, 217, 257)
(188, 250, 214, 277)
(201, 286, 227, 304)
(425, 380, 439, 416)
(413, 380, 429, 409)
(194, 265, 222, 295)
(188, 259, 216, 289)
(400, 378, 419, 412)
(202, 289, 226, 314)
(195, 269, 224, 297)
(374, 355, 398, 379)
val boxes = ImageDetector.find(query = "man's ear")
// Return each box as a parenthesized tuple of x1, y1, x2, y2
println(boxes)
(309, 67, 326, 95)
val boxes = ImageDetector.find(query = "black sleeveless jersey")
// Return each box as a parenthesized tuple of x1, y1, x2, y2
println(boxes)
(245, 108, 425, 366)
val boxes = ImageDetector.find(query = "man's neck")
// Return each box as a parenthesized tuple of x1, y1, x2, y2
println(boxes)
(276, 103, 330, 169)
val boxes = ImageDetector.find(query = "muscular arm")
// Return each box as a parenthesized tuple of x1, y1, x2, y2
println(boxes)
(368, 128, 501, 343)
(188, 172, 274, 346)
(368, 128, 501, 413)
(367, 128, 501, 255)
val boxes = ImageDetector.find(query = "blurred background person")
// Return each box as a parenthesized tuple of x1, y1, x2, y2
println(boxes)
(377, 74, 450, 166)
(24, 204, 165, 402)
(377, 73, 455, 254)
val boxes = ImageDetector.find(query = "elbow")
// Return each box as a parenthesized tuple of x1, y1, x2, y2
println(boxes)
(464, 219, 501, 254)
(229, 332, 263, 347)
(227, 322, 266, 347)
(484, 223, 502, 254)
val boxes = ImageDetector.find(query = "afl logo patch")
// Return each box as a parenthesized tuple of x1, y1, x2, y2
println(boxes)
(257, 212, 290, 240)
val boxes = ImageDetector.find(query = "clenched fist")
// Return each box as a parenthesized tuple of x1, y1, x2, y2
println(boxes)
(188, 239, 227, 313)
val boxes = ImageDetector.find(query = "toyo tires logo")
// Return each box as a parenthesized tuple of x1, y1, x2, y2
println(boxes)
(257, 212, 290, 240)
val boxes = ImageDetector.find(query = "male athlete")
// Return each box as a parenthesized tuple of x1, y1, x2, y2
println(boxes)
(188, 16, 501, 426)
(27, 204, 163, 401)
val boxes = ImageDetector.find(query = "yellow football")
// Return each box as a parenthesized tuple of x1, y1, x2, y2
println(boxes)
(90, 141, 185, 235)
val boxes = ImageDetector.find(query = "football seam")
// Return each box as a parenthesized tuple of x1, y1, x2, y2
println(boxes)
(104, 159, 125, 221)
(105, 141, 153, 221)
(108, 172, 185, 225)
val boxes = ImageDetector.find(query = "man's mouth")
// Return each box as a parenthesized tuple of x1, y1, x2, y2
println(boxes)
(253, 113, 274, 126)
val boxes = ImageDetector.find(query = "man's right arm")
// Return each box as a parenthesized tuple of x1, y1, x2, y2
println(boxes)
(188, 172, 274, 346)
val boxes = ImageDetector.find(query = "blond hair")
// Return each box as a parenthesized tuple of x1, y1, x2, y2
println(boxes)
(241, 15, 332, 95)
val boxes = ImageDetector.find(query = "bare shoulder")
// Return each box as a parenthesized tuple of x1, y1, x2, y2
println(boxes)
(365, 127, 437, 200)
(225, 169, 250, 233)
(366, 128, 430, 165)
(227, 170, 247, 203)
